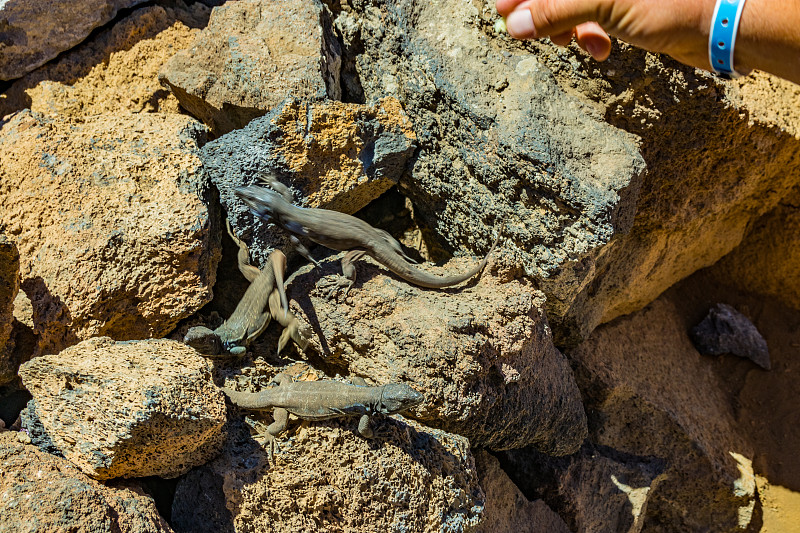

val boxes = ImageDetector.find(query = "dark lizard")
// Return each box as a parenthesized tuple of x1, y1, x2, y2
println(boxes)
(222, 373, 424, 456)
(184, 221, 289, 356)
(235, 176, 500, 295)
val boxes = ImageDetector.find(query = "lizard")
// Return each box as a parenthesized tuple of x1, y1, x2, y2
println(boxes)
(268, 287, 310, 356)
(184, 220, 290, 357)
(222, 373, 425, 457)
(235, 175, 500, 295)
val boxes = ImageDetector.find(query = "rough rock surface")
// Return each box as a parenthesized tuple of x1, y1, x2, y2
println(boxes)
(18, 337, 226, 480)
(527, 48, 800, 342)
(0, 4, 210, 119)
(282, 253, 587, 454)
(499, 289, 761, 531)
(335, 0, 645, 334)
(172, 414, 484, 533)
(474, 450, 571, 533)
(0, 0, 150, 80)
(691, 303, 770, 369)
(0, 234, 19, 384)
(0, 110, 218, 355)
(0, 431, 173, 532)
(334, 0, 800, 343)
(160, 0, 341, 136)
(711, 197, 800, 313)
(202, 97, 417, 269)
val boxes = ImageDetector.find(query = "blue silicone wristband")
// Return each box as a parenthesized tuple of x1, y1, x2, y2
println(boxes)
(709, 0, 747, 78)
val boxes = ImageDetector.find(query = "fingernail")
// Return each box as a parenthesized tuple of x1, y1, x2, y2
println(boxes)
(506, 9, 536, 38)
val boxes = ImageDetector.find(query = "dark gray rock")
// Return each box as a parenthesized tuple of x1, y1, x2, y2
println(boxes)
(691, 303, 770, 369)
(159, 0, 341, 136)
(0, 0, 148, 80)
(336, 0, 646, 327)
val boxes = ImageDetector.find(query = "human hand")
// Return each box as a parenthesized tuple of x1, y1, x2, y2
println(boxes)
(496, 0, 714, 70)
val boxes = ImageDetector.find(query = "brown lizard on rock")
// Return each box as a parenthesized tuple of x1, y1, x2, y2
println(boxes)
(235, 175, 500, 295)
(222, 373, 424, 457)
(184, 221, 295, 356)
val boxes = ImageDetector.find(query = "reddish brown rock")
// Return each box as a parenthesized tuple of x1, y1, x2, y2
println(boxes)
(18, 337, 226, 480)
(474, 450, 571, 533)
(0, 235, 19, 385)
(711, 197, 800, 314)
(498, 290, 760, 531)
(0, 110, 218, 355)
(0, 0, 153, 80)
(159, 0, 341, 135)
(0, 431, 173, 532)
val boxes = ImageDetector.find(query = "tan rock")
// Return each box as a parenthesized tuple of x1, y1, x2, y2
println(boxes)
(0, 110, 218, 355)
(160, 0, 341, 135)
(203, 97, 417, 270)
(282, 254, 587, 454)
(0, 4, 209, 119)
(710, 197, 800, 312)
(172, 415, 484, 533)
(512, 293, 757, 531)
(541, 60, 800, 343)
(18, 337, 226, 480)
(474, 450, 571, 533)
(0, 235, 19, 384)
(0, 431, 173, 532)
(0, 0, 153, 80)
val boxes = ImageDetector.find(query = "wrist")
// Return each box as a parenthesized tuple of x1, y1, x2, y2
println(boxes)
(708, 0, 748, 77)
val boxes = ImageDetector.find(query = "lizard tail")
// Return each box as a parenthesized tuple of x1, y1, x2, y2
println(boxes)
(378, 230, 502, 289)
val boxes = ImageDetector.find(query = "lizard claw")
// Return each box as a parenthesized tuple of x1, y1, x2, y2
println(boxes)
(317, 275, 353, 300)
(245, 416, 282, 460)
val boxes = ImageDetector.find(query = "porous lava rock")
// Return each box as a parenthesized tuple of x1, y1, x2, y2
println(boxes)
(0, 431, 174, 532)
(0, 110, 218, 355)
(18, 337, 227, 480)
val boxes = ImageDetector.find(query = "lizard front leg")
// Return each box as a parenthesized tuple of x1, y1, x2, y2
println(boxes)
(290, 235, 321, 268)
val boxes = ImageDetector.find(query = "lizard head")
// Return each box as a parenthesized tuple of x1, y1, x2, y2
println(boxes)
(183, 326, 222, 356)
(379, 383, 425, 414)
(235, 185, 285, 221)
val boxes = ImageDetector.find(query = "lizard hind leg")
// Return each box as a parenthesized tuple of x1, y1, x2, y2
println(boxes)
(290, 235, 321, 268)
(263, 407, 289, 460)
(318, 249, 366, 298)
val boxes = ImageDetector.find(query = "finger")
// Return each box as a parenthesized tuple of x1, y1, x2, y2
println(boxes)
(550, 29, 575, 47)
(496, 0, 528, 17)
(508, 0, 606, 40)
(574, 22, 611, 60)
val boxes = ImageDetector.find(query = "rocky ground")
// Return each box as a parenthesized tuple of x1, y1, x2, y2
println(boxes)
(1, 0, 799, 531)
